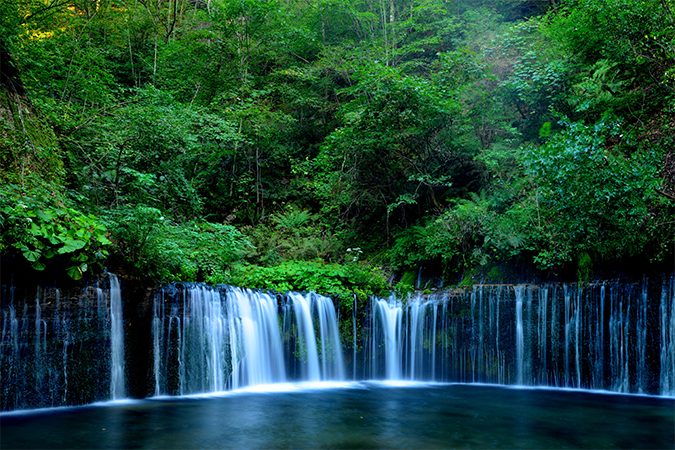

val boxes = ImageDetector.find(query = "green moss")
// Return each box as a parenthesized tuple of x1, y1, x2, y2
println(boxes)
(577, 252, 592, 283)
(0, 89, 63, 186)
(486, 266, 505, 283)
(401, 270, 417, 286)
(459, 267, 481, 287)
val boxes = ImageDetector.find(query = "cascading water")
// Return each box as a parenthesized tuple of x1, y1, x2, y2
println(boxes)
(515, 285, 524, 385)
(3, 275, 674, 412)
(660, 276, 675, 395)
(287, 292, 321, 381)
(109, 274, 125, 399)
(352, 294, 358, 380)
(372, 296, 403, 380)
(313, 293, 345, 380)
(1, 276, 123, 411)
(151, 286, 345, 396)
(228, 288, 286, 389)
(365, 276, 675, 395)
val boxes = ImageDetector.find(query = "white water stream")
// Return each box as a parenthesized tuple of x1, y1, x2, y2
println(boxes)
(3, 275, 674, 413)
(109, 274, 125, 399)
(367, 279, 675, 396)
(152, 287, 345, 396)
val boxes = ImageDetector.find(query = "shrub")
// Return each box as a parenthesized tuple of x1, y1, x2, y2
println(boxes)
(0, 183, 110, 279)
(230, 260, 389, 302)
(104, 205, 252, 282)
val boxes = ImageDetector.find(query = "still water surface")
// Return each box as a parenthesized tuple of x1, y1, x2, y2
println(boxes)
(2, 382, 673, 449)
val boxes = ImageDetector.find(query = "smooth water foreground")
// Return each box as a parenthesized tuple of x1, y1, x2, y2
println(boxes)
(1, 383, 673, 449)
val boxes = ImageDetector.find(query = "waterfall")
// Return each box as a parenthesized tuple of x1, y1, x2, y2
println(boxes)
(151, 287, 345, 396)
(660, 276, 675, 395)
(152, 289, 164, 396)
(407, 298, 423, 379)
(563, 285, 572, 387)
(373, 296, 403, 380)
(431, 301, 437, 381)
(287, 292, 321, 381)
(109, 274, 125, 399)
(636, 282, 648, 394)
(367, 276, 675, 395)
(165, 286, 228, 394)
(352, 294, 357, 380)
(312, 293, 345, 380)
(228, 288, 286, 389)
(1, 276, 123, 411)
(515, 285, 524, 385)
(3, 275, 674, 412)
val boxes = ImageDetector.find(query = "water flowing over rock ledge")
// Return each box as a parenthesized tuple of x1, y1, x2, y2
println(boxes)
(2, 274, 674, 412)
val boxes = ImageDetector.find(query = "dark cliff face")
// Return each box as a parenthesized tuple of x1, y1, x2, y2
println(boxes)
(0, 266, 156, 411)
(1, 273, 112, 410)
(122, 275, 155, 399)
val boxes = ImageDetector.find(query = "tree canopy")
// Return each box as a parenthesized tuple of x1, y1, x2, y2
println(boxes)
(1, 0, 673, 290)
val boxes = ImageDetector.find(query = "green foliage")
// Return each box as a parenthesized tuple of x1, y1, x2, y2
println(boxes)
(390, 190, 530, 273)
(245, 205, 342, 265)
(230, 260, 388, 299)
(302, 62, 463, 230)
(542, 0, 674, 122)
(0, 91, 64, 186)
(522, 115, 662, 263)
(577, 252, 592, 283)
(0, 184, 110, 279)
(2, 0, 672, 286)
(493, 17, 571, 140)
(104, 205, 252, 282)
(394, 280, 414, 298)
(568, 59, 629, 114)
(63, 87, 242, 218)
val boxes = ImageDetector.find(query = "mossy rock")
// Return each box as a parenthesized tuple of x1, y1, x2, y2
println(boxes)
(400, 269, 417, 286)
(458, 267, 482, 287)
(0, 89, 64, 186)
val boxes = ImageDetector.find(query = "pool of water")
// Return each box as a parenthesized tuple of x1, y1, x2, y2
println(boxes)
(2, 382, 673, 449)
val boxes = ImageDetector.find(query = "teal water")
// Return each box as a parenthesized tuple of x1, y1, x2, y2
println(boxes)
(1, 383, 673, 449)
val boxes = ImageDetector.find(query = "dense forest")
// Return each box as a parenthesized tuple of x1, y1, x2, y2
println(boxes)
(1, 0, 673, 296)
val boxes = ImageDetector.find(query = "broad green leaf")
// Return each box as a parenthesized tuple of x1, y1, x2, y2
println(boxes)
(58, 239, 87, 254)
(36, 210, 54, 221)
(29, 223, 41, 235)
(66, 265, 83, 280)
(22, 248, 41, 262)
(73, 253, 89, 262)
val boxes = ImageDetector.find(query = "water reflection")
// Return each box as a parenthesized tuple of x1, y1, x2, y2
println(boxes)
(2, 383, 673, 449)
